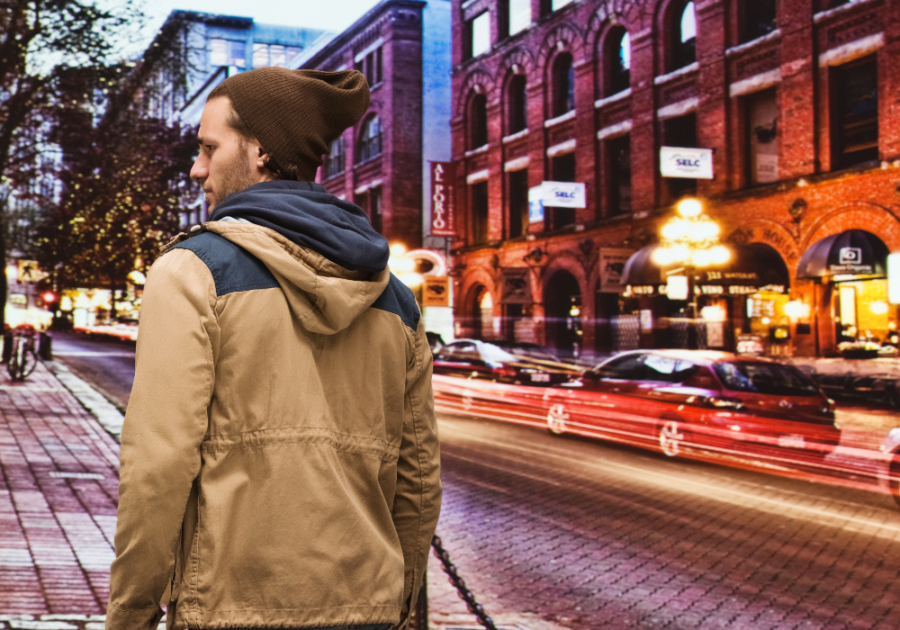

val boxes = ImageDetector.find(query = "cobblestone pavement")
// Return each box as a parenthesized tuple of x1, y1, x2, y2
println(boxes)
(427, 413, 900, 630)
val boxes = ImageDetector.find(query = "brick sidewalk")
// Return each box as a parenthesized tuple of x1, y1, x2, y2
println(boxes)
(0, 361, 119, 623)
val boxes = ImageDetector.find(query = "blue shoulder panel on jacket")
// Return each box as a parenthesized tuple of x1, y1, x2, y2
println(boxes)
(173, 232, 279, 296)
(371, 273, 420, 330)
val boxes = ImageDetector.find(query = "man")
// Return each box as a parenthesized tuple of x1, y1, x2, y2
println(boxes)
(106, 68, 441, 630)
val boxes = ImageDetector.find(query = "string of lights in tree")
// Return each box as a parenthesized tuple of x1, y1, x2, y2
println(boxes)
(651, 198, 731, 268)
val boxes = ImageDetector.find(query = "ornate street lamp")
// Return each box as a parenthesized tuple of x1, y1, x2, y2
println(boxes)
(651, 198, 730, 344)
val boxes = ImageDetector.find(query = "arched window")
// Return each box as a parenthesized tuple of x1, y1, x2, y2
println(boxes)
(670, 1, 696, 71)
(470, 93, 488, 149)
(357, 115, 382, 163)
(508, 75, 528, 134)
(606, 28, 631, 95)
(552, 53, 575, 117)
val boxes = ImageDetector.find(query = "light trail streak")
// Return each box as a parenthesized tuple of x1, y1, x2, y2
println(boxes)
(439, 418, 900, 538)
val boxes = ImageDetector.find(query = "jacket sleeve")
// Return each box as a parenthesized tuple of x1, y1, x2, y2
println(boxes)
(106, 249, 219, 630)
(392, 318, 442, 630)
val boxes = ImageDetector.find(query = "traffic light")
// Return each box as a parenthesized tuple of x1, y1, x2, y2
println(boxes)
(42, 291, 56, 305)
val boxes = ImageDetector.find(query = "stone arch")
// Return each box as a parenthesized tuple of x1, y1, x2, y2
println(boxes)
(455, 68, 495, 119)
(538, 22, 585, 73)
(589, 0, 653, 38)
(501, 46, 535, 76)
(726, 219, 801, 272)
(802, 202, 900, 253)
(541, 252, 588, 297)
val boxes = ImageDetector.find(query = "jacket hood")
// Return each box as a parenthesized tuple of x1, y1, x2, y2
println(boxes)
(204, 181, 392, 335)
(209, 180, 390, 273)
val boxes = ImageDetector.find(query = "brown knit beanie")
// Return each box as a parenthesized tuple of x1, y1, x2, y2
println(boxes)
(215, 67, 370, 181)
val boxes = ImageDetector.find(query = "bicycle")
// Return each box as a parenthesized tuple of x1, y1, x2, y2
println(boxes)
(7, 325, 39, 381)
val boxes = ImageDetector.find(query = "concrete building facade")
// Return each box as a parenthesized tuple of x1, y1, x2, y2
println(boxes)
(449, 0, 900, 359)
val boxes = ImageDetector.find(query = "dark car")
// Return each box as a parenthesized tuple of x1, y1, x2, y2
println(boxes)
(545, 350, 841, 468)
(433, 339, 582, 386)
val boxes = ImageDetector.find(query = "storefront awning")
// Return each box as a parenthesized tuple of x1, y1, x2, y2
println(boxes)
(797, 229, 888, 279)
(622, 243, 790, 295)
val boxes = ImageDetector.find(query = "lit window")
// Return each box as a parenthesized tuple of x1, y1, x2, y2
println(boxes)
(252, 43, 268, 68)
(509, 0, 531, 35)
(228, 41, 246, 68)
(469, 12, 491, 58)
(681, 3, 696, 43)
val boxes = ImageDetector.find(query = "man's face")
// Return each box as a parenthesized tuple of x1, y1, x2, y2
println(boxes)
(190, 97, 267, 212)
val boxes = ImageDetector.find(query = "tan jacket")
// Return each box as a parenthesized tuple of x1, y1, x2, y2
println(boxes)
(107, 219, 441, 629)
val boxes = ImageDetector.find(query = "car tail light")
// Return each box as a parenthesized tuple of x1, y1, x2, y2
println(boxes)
(492, 367, 517, 377)
(707, 396, 744, 410)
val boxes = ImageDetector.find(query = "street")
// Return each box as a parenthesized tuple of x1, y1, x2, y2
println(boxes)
(50, 333, 135, 411)
(24, 339, 899, 629)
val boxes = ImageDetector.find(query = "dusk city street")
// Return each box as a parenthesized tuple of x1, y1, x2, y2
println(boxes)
(4, 0, 900, 628)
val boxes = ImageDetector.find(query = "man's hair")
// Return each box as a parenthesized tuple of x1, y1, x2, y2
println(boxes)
(207, 83, 303, 181)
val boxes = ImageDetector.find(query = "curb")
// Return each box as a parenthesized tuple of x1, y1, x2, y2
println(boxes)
(44, 360, 124, 443)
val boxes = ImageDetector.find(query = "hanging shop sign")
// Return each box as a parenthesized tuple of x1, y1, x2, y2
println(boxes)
(599, 248, 635, 293)
(499, 267, 533, 304)
(422, 275, 450, 307)
(429, 162, 455, 237)
(540, 181, 586, 208)
(660, 146, 715, 180)
(528, 186, 545, 223)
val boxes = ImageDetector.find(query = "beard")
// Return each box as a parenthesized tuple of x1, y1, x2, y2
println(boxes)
(206, 141, 257, 211)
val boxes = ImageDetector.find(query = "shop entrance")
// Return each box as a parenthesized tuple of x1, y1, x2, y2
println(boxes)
(468, 285, 494, 341)
(544, 270, 582, 359)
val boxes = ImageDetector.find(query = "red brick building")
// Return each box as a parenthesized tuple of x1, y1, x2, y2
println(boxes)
(295, 0, 452, 252)
(449, 0, 900, 359)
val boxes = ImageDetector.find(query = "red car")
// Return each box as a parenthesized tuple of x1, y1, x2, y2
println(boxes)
(434, 350, 841, 472)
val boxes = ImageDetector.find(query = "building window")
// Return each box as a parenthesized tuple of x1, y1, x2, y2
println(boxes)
(745, 88, 778, 185)
(324, 136, 345, 179)
(508, 168, 529, 237)
(356, 47, 383, 87)
(742, 0, 776, 43)
(507, 0, 531, 36)
(663, 113, 698, 200)
(471, 181, 489, 244)
(508, 75, 527, 134)
(541, 0, 574, 15)
(470, 93, 488, 149)
(466, 12, 491, 60)
(669, 1, 696, 71)
(358, 115, 382, 163)
(210, 39, 246, 68)
(606, 28, 631, 96)
(549, 152, 576, 230)
(552, 53, 575, 118)
(252, 44, 303, 68)
(831, 55, 878, 170)
(608, 134, 631, 215)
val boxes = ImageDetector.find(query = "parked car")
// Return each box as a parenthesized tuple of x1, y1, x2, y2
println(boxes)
(433, 339, 582, 386)
(549, 350, 841, 468)
(880, 428, 900, 509)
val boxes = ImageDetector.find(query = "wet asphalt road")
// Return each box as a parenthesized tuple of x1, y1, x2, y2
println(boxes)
(50, 331, 135, 411)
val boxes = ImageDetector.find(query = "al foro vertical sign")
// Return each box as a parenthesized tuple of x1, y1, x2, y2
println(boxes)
(430, 161, 456, 237)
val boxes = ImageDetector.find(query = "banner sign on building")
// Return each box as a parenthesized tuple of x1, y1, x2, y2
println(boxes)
(540, 181, 586, 208)
(430, 161, 455, 237)
(660, 146, 714, 180)
(500, 267, 533, 304)
(528, 186, 544, 223)
(422, 276, 450, 307)
(599, 248, 634, 293)
(17, 260, 48, 284)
